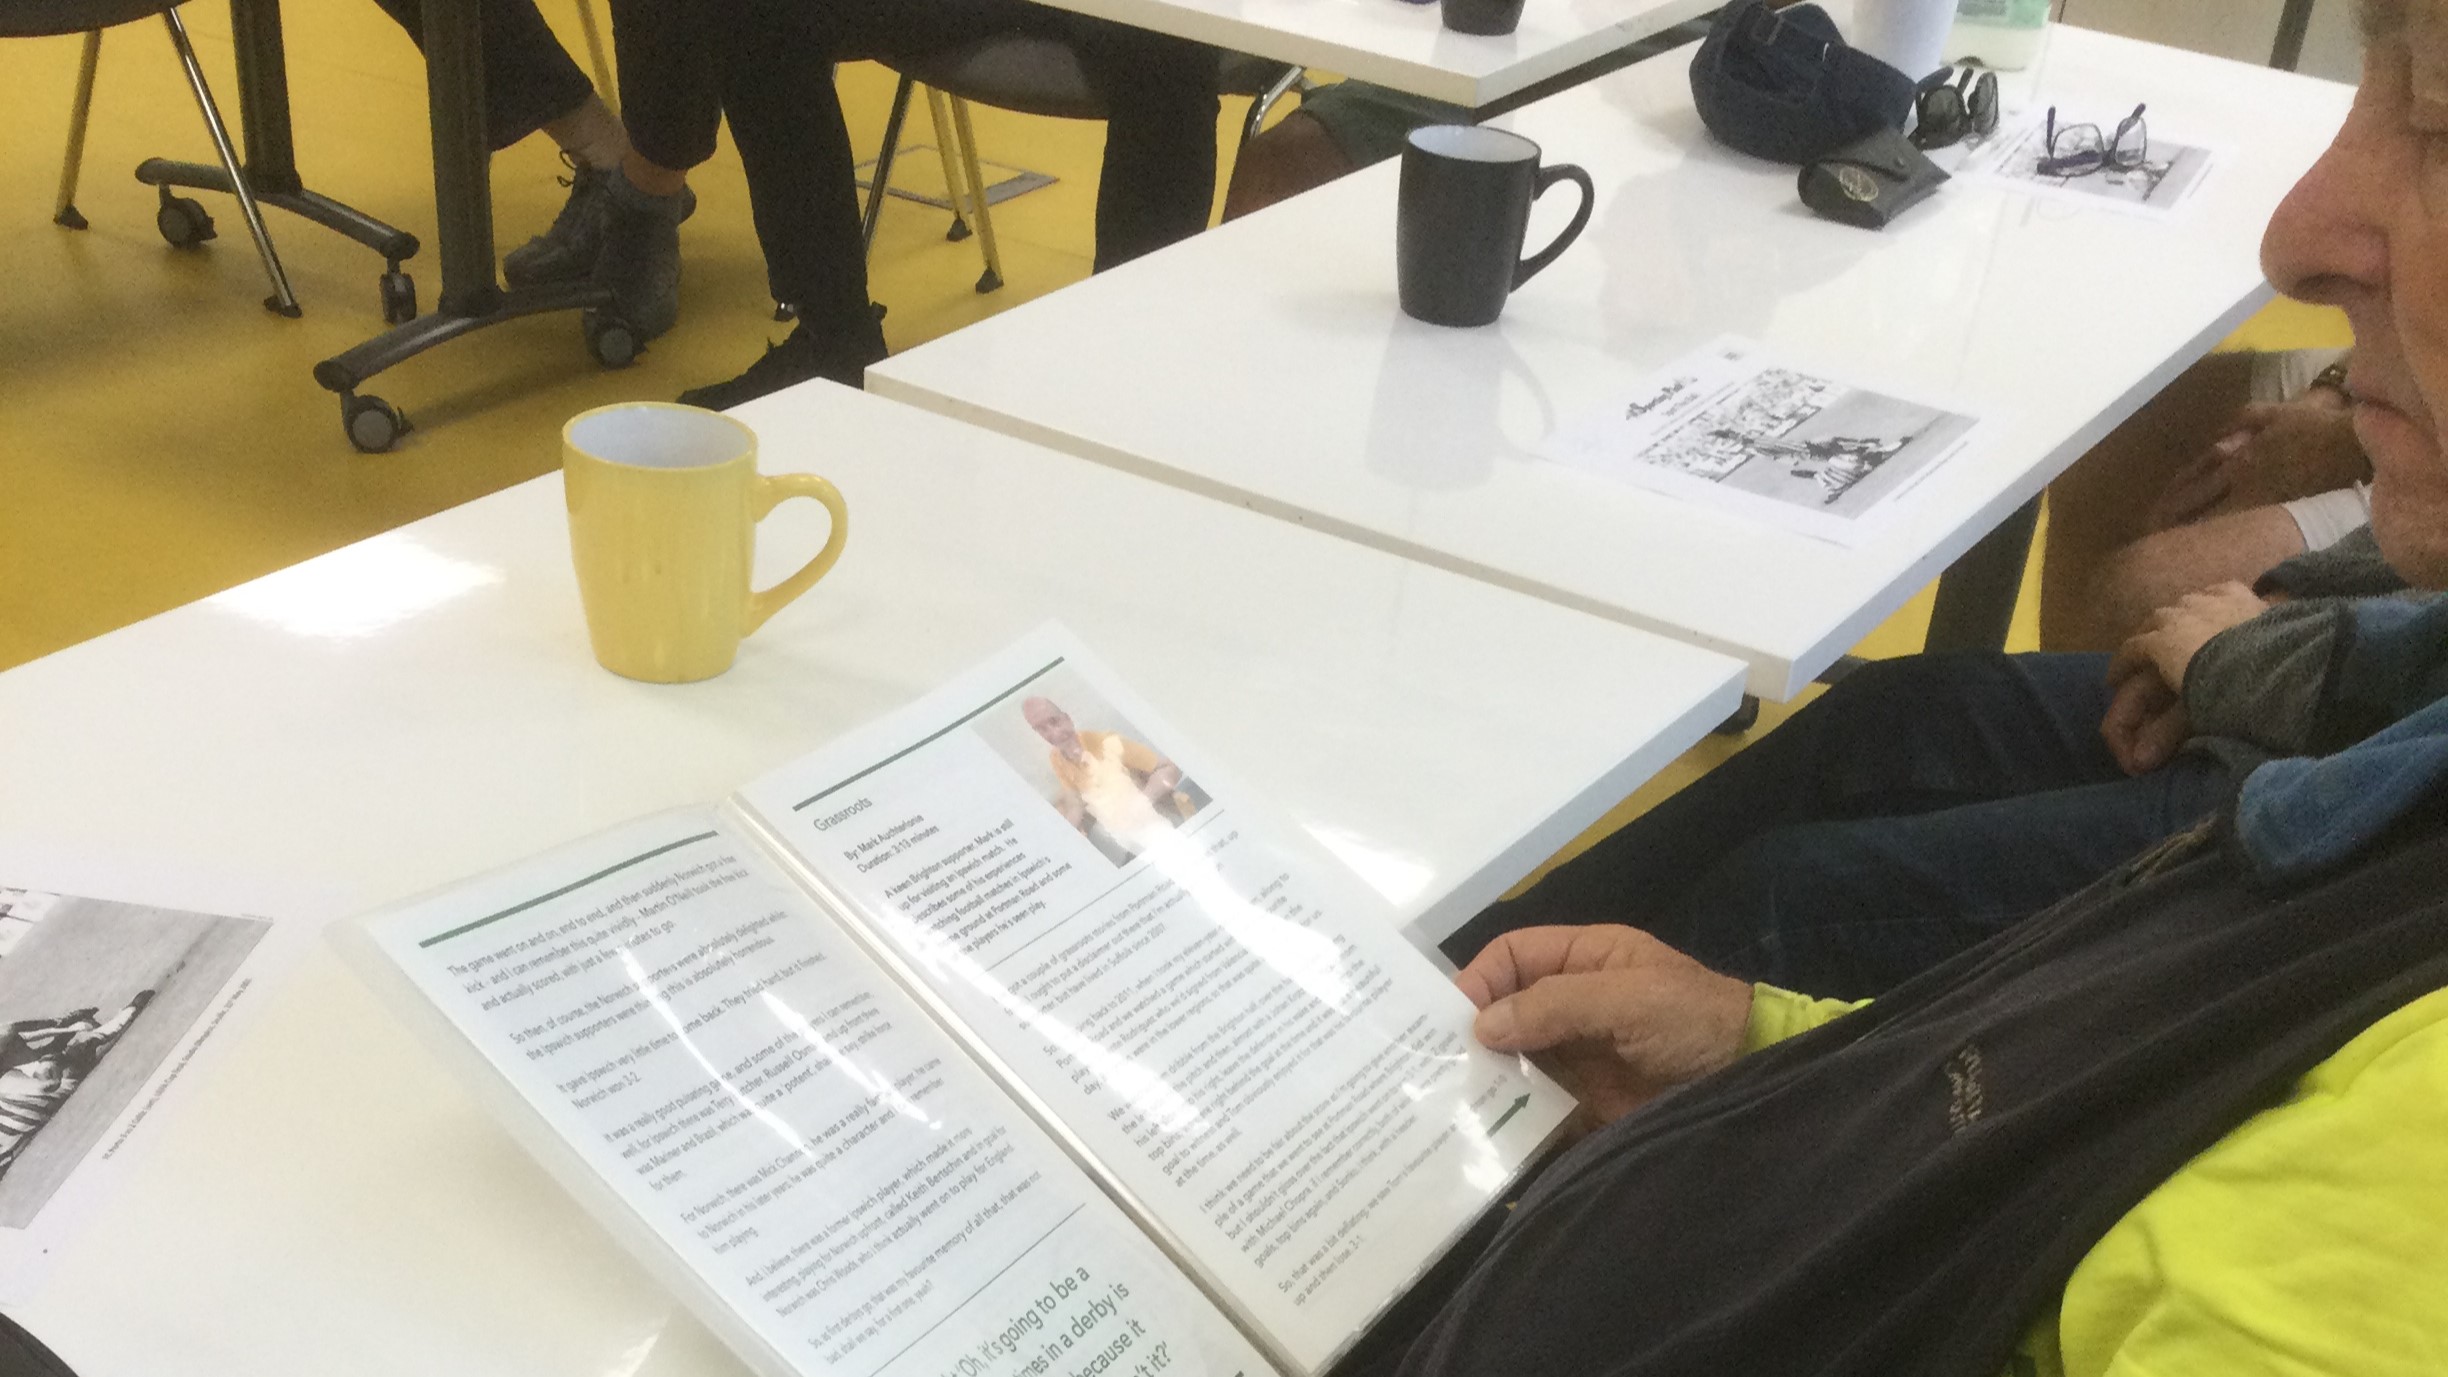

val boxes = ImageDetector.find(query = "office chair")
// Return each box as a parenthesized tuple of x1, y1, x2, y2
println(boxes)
(862, 42, 1307, 295)
(21, 0, 301, 315)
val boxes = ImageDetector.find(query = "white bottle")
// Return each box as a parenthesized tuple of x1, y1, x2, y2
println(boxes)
(1854, 0, 1960, 79)
(1946, 0, 2051, 69)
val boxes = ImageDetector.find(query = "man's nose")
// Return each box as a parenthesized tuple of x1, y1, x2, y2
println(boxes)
(2262, 116, 2391, 307)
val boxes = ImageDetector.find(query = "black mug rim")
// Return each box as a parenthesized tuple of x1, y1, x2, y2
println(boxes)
(1405, 123, 1543, 165)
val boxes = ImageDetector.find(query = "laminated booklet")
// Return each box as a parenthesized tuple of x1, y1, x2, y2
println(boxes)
(337, 627, 1574, 1377)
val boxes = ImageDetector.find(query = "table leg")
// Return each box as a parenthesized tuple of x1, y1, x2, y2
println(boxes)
(423, 0, 498, 317)
(229, 0, 297, 191)
(1923, 496, 2042, 655)
(2270, 0, 2317, 70)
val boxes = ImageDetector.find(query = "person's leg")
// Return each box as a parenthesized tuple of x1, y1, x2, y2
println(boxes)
(1223, 81, 1469, 220)
(1220, 107, 1352, 220)
(608, 0, 724, 178)
(554, 0, 723, 334)
(670, 0, 890, 405)
(1061, 16, 1220, 269)
(367, 0, 595, 151)
(829, 0, 1222, 270)
(1649, 758, 2233, 998)
(716, 11, 868, 332)
(1443, 653, 2127, 965)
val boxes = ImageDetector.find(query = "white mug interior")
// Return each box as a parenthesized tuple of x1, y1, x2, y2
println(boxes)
(568, 405, 754, 470)
(1407, 124, 1541, 165)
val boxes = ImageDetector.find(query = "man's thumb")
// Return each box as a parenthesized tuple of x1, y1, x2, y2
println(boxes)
(1474, 975, 1615, 1053)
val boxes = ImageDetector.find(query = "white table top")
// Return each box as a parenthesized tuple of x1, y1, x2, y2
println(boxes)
(0, 383, 1740, 1377)
(872, 24, 2355, 699)
(1036, 0, 1713, 107)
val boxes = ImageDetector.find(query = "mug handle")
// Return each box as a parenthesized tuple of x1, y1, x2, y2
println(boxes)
(744, 473, 849, 635)
(1513, 163, 1596, 289)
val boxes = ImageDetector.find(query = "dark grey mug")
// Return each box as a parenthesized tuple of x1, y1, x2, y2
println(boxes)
(1442, 0, 1528, 34)
(1396, 125, 1596, 328)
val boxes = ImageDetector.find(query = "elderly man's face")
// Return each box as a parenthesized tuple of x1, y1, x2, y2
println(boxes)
(2263, 0, 2448, 585)
(1024, 701, 1081, 753)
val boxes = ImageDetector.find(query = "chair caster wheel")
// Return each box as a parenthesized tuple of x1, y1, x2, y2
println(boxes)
(156, 192, 216, 248)
(974, 267, 1003, 294)
(773, 300, 798, 323)
(379, 269, 418, 324)
(343, 394, 408, 453)
(584, 311, 640, 368)
(54, 204, 89, 231)
(946, 215, 972, 243)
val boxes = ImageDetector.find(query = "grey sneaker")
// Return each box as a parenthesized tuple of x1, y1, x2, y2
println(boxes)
(506, 159, 696, 289)
(591, 170, 690, 340)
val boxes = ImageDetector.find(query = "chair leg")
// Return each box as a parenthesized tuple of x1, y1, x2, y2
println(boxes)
(1239, 63, 1306, 150)
(162, 8, 300, 316)
(920, 86, 971, 242)
(862, 73, 915, 256)
(54, 31, 103, 229)
(572, 0, 617, 113)
(944, 96, 1004, 293)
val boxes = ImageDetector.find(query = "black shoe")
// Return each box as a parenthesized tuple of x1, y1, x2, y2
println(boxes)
(591, 171, 690, 340)
(676, 319, 890, 410)
(504, 161, 696, 290)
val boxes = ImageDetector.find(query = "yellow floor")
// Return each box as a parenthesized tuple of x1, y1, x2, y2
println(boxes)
(0, 5, 2349, 879)
(0, 1, 1208, 670)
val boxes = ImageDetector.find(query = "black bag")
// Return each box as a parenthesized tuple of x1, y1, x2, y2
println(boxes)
(1689, 0, 1918, 165)
(1799, 125, 1950, 228)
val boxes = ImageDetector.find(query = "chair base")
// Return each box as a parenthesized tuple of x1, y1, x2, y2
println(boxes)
(136, 157, 421, 319)
(312, 280, 627, 453)
(136, 158, 418, 264)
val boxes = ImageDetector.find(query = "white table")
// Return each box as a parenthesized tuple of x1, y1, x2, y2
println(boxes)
(1038, 0, 1714, 107)
(0, 383, 1740, 1377)
(872, 24, 2354, 699)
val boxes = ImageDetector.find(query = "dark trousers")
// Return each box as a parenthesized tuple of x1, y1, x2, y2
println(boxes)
(608, 0, 1219, 334)
(369, 0, 595, 151)
(1441, 653, 2236, 1000)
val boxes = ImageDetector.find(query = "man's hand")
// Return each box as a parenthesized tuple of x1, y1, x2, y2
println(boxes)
(1139, 762, 1185, 807)
(1053, 790, 1089, 831)
(2147, 399, 2368, 531)
(1455, 925, 1752, 1125)
(2100, 582, 2269, 774)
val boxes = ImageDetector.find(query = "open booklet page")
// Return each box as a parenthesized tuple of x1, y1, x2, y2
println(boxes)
(346, 811, 1272, 1377)
(731, 629, 1574, 1375)
(0, 884, 290, 1300)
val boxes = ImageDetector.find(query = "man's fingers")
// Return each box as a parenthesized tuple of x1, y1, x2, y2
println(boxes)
(2149, 451, 2231, 527)
(2106, 635, 2166, 692)
(1454, 925, 1638, 1009)
(2100, 673, 2169, 775)
(1475, 969, 1647, 1054)
(2128, 701, 2193, 773)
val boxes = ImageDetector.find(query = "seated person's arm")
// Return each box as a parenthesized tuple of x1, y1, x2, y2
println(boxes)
(2089, 506, 2309, 651)
(2255, 523, 2409, 600)
(1117, 739, 1185, 805)
(2189, 591, 2448, 757)
(1743, 984, 1870, 1053)
(2100, 582, 2279, 774)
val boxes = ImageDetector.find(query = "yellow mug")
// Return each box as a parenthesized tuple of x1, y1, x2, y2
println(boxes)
(563, 402, 848, 683)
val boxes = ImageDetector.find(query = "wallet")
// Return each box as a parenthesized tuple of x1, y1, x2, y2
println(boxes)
(1798, 127, 1949, 229)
